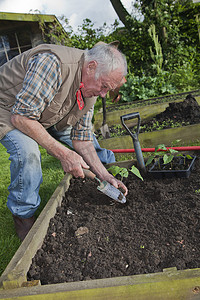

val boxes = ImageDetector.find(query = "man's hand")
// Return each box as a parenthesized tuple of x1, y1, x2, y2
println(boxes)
(59, 150, 89, 178)
(97, 172, 128, 196)
(106, 176, 128, 196)
(72, 140, 128, 196)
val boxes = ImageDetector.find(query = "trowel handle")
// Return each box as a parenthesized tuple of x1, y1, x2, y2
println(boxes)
(82, 168, 97, 180)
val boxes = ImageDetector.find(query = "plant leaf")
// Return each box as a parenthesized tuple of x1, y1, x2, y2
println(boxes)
(155, 144, 167, 152)
(163, 154, 174, 164)
(168, 148, 178, 154)
(186, 154, 193, 160)
(119, 168, 129, 178)
(107, 165, 121, 176)
(146, 156, 154, 166)
(129, 165, 143, 181)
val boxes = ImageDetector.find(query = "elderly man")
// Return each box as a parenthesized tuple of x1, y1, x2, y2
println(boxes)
(0, 43, 128, 241)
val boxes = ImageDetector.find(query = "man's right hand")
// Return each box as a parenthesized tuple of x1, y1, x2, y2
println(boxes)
(60, 149, 89, 178)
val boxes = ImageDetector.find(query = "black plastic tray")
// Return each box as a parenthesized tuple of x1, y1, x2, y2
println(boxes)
(148, 155, 197, 179)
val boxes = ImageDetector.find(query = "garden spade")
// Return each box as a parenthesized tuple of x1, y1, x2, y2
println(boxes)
(83, 169, 126, 204)
(121, 112, 146, 174)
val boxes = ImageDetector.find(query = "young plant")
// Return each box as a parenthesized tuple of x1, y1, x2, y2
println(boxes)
(146, 144, 193, 169)
(107, 165, 143, 181)
(176, 153, 193, 165)
(146, 144, 179, 168)
(145, 144, 168, 167)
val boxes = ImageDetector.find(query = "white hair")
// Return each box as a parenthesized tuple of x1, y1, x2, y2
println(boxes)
(84, 44, 127, 79)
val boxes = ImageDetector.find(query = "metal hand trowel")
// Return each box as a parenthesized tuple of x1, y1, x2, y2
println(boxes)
(83, 169, 126, 204)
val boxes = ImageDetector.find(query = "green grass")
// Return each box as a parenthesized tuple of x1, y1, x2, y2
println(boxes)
(0, 143, 64, 276)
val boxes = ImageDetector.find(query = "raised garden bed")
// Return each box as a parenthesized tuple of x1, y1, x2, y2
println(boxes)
(99, 123, 200, 151)
(1, 155, 200, 299)
(27, 155, 200, 285)
(98, 95, 200, 150)
(106, 90, 200, 113)
(94, 92, 200, 131)
(96, 95, 200, 141)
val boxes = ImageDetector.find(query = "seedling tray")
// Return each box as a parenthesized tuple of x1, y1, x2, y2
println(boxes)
(148, 155, 197, 179)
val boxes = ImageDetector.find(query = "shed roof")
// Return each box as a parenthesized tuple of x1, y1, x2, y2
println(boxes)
(0, 11, 58, 23)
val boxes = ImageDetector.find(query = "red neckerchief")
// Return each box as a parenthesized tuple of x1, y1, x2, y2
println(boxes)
(76, 82, 84, 110)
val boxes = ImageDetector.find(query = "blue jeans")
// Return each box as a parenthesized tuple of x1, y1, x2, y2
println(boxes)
(1, 127, 115, 218)
(1, 129, 43, 218)
(47, 126, 115, 165)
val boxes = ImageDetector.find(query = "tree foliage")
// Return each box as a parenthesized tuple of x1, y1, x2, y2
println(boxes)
(39, 0, 200, 100)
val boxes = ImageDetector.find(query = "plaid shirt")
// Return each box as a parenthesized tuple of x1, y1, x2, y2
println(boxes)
(12, 52, 93, 141)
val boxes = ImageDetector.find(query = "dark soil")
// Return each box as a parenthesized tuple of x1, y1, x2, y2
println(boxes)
(27, 154, 200, 285)
(95, 94, 200, 139)
(154, 94, 200, 124)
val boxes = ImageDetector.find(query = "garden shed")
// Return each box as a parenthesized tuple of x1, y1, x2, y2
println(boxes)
(0, 11, 65, 66)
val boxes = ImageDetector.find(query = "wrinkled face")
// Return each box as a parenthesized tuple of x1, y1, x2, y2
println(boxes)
(81, 61, 124, 98)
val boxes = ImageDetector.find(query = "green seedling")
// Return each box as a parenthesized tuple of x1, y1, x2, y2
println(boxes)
(146, 144, 193, 169)
(176, 153, 193, 165)
(105, 236, 110, 242)
(107, 165, 143, 181)
(145, 144, 171, 167)
(81, 259, 86, 264)
(195, 189, 200, 194)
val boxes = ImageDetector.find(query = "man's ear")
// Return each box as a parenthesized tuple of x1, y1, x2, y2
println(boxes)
(87, 60, 97, 75)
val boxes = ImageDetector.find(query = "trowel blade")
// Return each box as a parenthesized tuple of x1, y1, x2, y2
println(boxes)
(97, 181, 126, 204)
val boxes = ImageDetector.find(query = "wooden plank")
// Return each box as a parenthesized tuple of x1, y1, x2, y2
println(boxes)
(94, 96, 200, 130)
(99, 124, 200, 150)
(0, 268, 200, 299)
(0, 174, 71, 289)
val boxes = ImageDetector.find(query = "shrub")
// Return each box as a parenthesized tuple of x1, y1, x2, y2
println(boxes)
(119, 72, 177, 103)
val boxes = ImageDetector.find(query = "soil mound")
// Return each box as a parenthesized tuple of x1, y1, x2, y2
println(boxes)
(156, 94, 200, 124)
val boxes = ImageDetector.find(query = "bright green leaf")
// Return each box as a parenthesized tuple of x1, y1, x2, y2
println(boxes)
(163, 154, 174, 164)
(129, 165, 143, 181)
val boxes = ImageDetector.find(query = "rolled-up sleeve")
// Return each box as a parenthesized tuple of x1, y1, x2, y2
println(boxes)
(11, 53, 62, 120)
(71, 106, 94, 141)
